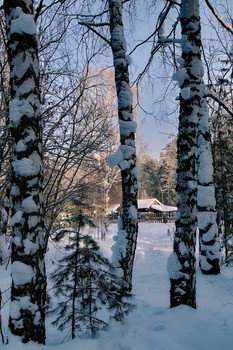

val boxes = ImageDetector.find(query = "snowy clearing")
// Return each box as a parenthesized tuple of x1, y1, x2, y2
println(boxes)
(1, 222, 233, 349)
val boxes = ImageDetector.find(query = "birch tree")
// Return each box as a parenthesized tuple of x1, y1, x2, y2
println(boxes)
(107, 0, 138, 292)
(197, 95, 220, 274)
(167, 0, 202, 308)
(4, 0, 46, 343)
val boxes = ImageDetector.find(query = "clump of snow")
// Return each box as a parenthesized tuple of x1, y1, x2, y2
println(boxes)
(34, 311, 41, 326)
(15, 129, 37, 153)
(199, 255, 213, 271)
(119, 159, 134, 170)
(10, 211, 23, 227)
(11, 261, 34, 286)
(119, 120, 137, 136)
(28, 216, 39, 229)
(111, 23, 127, 51)
(107, 148, 123, 168)
(23, 239, 39, 255)
(177, 57, 185, 68)
(180, 34, 192, 53)
(12, 151, 42, 177)
(180, 86, 190, 100)
(112, 217, 127, 269)
(179, 241, 187, 255)
(172, 68, 188, 87)
(197, 185, 216, 210)
(10, 7, 36, 36)
(197, 148, 214, 184)
(107, 145, 135, 169)
(9, 99, 34, 128)
(128, 205, 137, 220)
(118, 81, 133, 108)
(22, 196, 38, 213)
(132, 166, 139, 177)
(20, 296, 38, 313)
(12, 236, 22, 247)
(121, 110, 133, 121)
(10, 300, 21, 320)
(167, 252, 182, 279)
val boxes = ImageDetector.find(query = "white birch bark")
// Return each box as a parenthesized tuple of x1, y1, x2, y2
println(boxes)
(197, 93, 220, 274)
(168, 0, 202, 308)
(4, 0, 46, 343)
(107, 0, 138, 291)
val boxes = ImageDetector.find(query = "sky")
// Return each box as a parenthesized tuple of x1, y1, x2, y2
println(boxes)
(126, 0, 232, 160)
(125, 1, 179, 160)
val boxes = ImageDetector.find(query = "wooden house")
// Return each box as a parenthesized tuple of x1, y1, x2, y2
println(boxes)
(107, 198, 177, 223)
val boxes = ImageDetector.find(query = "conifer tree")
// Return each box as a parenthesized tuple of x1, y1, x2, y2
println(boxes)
(50, 201, 134, 339)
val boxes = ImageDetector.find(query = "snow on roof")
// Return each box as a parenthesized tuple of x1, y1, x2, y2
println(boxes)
(107, 199, 177, 214)
(138, 199, 177, 212)
(151, 204, 177, 212)
(138, 198, 162, 209)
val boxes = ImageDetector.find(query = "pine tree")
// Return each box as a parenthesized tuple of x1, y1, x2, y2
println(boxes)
(4, 1, 46, 343)
(50, 202, 133, 339)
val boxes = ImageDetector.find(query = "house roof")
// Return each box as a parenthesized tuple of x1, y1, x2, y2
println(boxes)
(151, 204, 177, 212)
(108, 198, 177, 214)
(138, 198, 177, 212)
(138, 198, 162, 209)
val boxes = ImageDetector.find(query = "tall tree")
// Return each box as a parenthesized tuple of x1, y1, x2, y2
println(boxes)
(197, 94, 220, 274)
(168, 0, 202, 308)
(107, 0, 138, 292)
(210, 52, 233, 265)
(4, 0, 46, 343)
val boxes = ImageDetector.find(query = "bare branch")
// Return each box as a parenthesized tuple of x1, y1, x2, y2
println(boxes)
(79, 22, 111, 46)
(79, 22, 109, 27)
(205, 92, 233, 117)
(129, 1, 174, 55)
(204, 0, 233, 34)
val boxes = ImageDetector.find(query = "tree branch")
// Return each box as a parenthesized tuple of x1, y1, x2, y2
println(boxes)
(78, 22, 111, 46)
(205, 92, 233, 117)
(204, 0, 233, 34)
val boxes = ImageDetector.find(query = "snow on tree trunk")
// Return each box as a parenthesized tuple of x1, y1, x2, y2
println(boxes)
(107, 0, 138, 292)
(197, 94, 220, 274)
(4, 1, 46, 343)
(168, 0, 202, 309)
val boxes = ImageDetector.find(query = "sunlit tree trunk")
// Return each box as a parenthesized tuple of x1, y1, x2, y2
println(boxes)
(168, 0, 202, 309)
(4, 0, 46, 343)
(108, 0, 138, 291)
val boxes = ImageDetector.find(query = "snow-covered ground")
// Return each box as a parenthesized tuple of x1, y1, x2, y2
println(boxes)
(1, 222, 233, 349)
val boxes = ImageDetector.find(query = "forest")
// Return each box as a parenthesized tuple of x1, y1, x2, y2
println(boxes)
(0, 0, 232, 349)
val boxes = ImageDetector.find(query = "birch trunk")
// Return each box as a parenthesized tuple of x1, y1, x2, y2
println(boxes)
(4, 0, 46, 343)
(108, 0, 138, 292)
(197, 95, 220, 274)
(168, 0, 202, 308)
